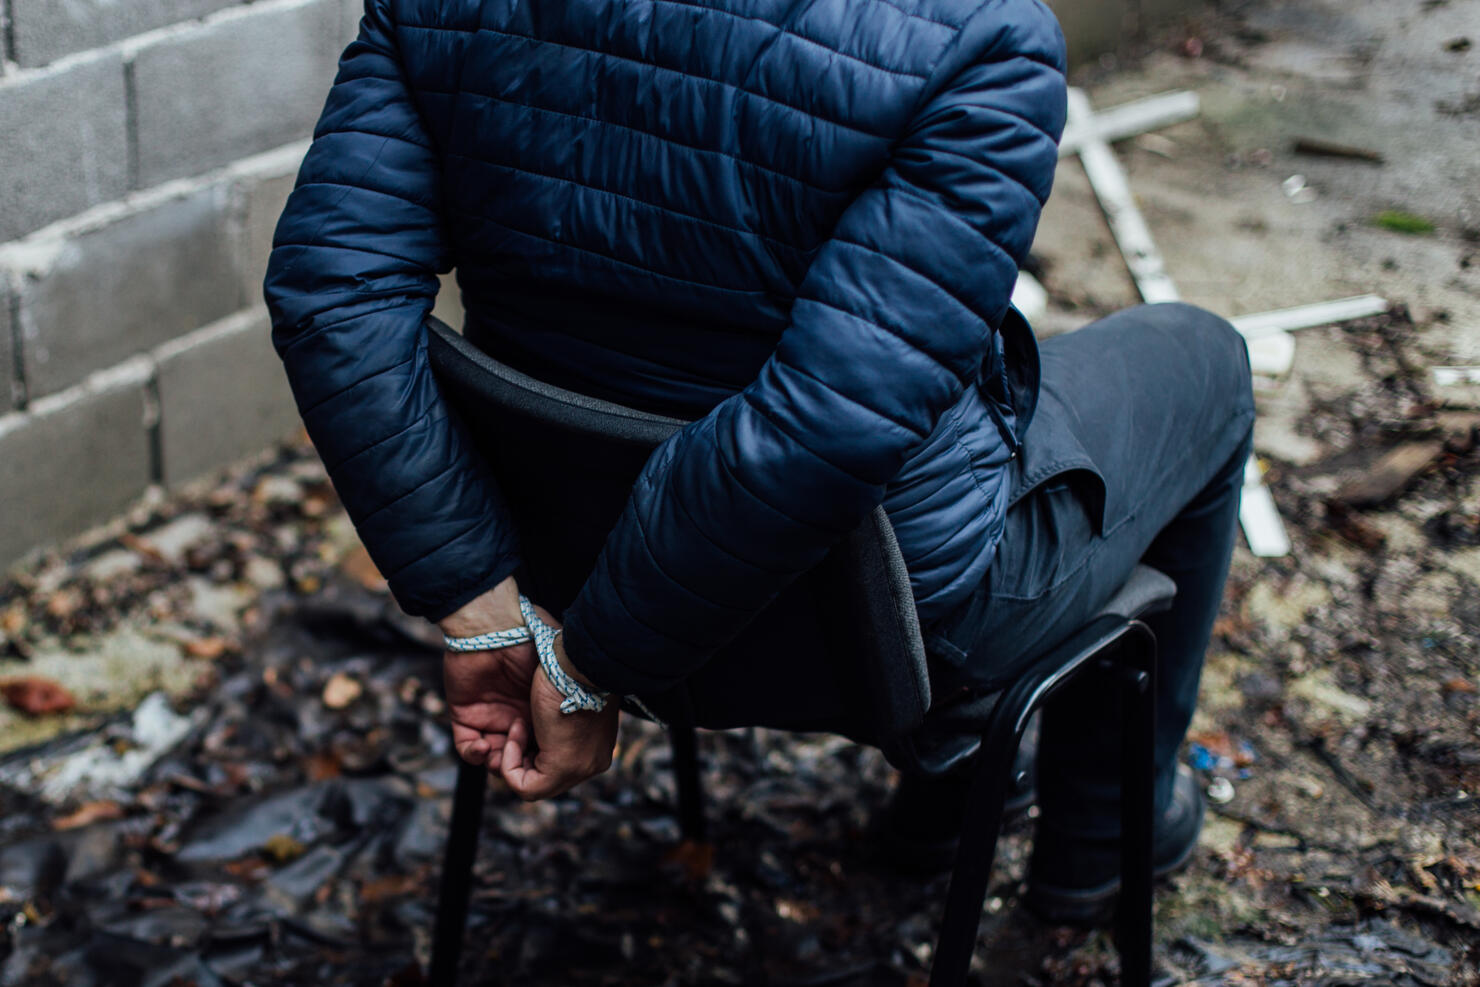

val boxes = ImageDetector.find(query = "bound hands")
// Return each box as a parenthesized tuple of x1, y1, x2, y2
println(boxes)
(439, 575, 619, 800)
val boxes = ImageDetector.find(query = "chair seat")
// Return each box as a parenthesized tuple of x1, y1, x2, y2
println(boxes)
(905, 564, 1176, 777)
(1100, 565, 1177, 620)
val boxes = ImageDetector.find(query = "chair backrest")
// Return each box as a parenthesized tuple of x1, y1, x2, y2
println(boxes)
(425, 318, 931, 765)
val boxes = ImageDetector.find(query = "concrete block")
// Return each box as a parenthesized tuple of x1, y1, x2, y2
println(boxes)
(1046, 0, 1131, 63)
(17, 186, 243, 398)
(9, 0, 241, 69)
(0, 54, 131, 242)
(1046, 0, 1200, 63)
(432, 272, 465, 330)
(155, 310, 300, 487)
(238, 170, 297, 303)
(131, 0, 344, 186)
(342, 0, 365, 46)
(0, 371, 153, 569)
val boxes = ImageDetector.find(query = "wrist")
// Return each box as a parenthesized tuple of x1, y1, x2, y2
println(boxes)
(552, 634, 601, 692)
(437, 575, 521, 639)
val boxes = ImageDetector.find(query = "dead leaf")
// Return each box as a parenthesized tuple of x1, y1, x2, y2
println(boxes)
(224, 857, 271, 881)
(1325, 502, 1387, 551)
(183, 636, 230, 660)
(1443, 677, 1478, 695)
(360, 872, 421, 904)
(664, 839, 715, 881)
(0, 677, 77, 715)
(1188, 730, 1235, 758)
(385, 962, 429, 987)
(262, 833, 306, 863)
(322, 671, 363, 709)
(304, 751, 342, 781)
(1333, 440, 1445, 508)
(0, 607, 26, 637)
(301, 495, 332, 518)
(339, 544, 387, 592)
(53, 800, 125, 831)
(118, 532, 166, 566)
(43, 588, 82, 620)
(774, 898, 820, 922)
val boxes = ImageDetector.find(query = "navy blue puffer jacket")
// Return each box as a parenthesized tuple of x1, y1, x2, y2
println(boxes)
(265, 0, 1067, 696)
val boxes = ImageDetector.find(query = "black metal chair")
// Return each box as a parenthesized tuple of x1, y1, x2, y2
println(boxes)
(423, 318, 1174, 986)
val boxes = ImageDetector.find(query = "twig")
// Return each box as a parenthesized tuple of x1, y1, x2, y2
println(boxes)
(1207, 804, 1385, 856)
(1302, 734, 1382, 812)
(1292, 137, 1385, 164)
(1358, 879, 1480, 933)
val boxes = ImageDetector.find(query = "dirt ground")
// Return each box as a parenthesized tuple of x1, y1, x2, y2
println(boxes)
(1, 0, 1478, 984)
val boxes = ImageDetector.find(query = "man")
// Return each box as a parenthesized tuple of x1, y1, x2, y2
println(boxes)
(265, 0, 1253, 923)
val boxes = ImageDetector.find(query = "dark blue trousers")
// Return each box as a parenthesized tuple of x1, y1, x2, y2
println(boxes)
(923, 303, 1256, 838)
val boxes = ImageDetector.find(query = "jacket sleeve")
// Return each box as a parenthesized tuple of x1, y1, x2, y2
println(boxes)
(263, 0, 521, 621)
(561, 6, 1068, 695)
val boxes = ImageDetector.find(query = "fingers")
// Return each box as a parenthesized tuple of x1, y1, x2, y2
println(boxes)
(500, 717, 616, 802)
(451, 722, 488, 765)
(452, 722, 509, 768)
(500, 719, 575, 802)
(500, 719, 539, 795)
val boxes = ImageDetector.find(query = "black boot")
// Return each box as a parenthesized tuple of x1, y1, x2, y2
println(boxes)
(1024, 764, 1205, 926)
(878, 717, 1038, 874)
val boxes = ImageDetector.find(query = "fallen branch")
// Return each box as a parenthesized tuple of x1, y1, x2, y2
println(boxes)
(1331, 440, 1445, 508)
(1358, 879, 1480, 933)
(1301, 734, 1382, 813)
(1292, 137, 1385, 164)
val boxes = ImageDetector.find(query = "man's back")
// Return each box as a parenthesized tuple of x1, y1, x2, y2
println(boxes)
(266, 0, 1066, 691)
(369, 0, 1047, 414)
(399, 0, 985, 413)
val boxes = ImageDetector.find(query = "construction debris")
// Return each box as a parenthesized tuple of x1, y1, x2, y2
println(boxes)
(1240, 459, 1293, 557)
(1066, 88, 1181, 305)
(1434, 366, 1480, 387)
(1231, 295, 1390, 340)
(1058, 89, 1201, 158)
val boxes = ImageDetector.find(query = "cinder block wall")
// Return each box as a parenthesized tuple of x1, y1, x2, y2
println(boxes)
(0, 0, 367, 568)
(0, 0, 1194, 571)
(1046, 0, 1200, 64)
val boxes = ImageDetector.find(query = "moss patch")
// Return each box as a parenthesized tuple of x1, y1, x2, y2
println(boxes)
(1372, 210, 1436, 235)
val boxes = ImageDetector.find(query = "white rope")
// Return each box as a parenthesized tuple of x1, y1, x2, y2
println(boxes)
(517, 595, 609, 714)
(443, 595, 608, 715)
(443, 595, 668, 725)
(443, 625, 532, 652)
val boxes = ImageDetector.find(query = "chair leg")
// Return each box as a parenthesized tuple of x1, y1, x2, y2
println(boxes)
(431, 760, 488, 985)
(928, 708, 1021, 987)
(671, 724, 706, 841)
(1116, 625, 1158, 987)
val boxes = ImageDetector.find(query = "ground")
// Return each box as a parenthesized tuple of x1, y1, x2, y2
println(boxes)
(1, 0, 1478, 983)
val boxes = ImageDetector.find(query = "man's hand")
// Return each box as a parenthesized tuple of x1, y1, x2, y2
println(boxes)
(443, 640, 536, 768)
(439, 575, 619, 799)
(441, 576, 532, 767)
(500, 624, 620, 801)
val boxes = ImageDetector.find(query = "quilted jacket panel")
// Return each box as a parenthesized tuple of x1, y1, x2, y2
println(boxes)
(264, 0, 1067, 694)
